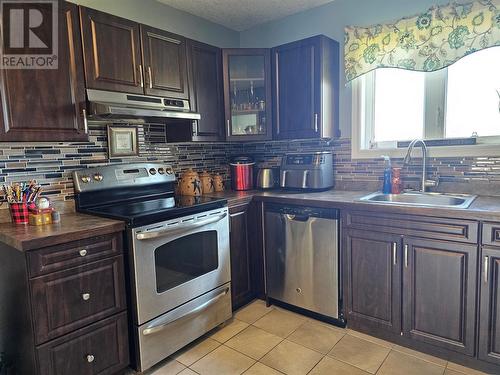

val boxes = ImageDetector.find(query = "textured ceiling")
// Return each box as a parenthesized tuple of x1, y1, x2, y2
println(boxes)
(155, 0, 336, 31)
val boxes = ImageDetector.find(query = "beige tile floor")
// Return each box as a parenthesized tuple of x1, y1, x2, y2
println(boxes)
(143, 300, 493, 375)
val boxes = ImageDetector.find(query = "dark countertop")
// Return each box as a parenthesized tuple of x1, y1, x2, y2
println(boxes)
(0, 213, 125, 252)
(209, 189, 500, 222)
(4, 189, 500, 252)
(205, 190, 256, 208)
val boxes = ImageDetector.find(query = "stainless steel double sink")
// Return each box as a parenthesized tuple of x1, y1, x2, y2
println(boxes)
(359, 191, 477, 209)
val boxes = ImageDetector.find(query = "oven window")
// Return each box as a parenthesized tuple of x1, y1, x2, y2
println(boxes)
(154, 230, 218, 293)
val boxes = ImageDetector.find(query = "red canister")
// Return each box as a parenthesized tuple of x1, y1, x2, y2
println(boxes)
(230, 157, 255, 191)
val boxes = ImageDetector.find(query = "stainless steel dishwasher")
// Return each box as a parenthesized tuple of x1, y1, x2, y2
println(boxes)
(264, 204, 343, 323)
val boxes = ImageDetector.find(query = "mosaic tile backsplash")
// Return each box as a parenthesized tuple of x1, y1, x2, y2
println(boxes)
(2, 123, 500, 213)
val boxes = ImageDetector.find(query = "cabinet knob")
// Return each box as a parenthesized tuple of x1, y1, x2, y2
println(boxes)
(79, 249, 87, 257)
(82, 293, 91, 301)
(86, 354, 95, 363)
(296, 288, 302, 294)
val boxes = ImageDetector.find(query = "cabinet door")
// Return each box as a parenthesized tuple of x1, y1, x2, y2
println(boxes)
(272, 37, 321, 140)
(479, 248, 500, 365)
(0, 2, 87, 141)
(229, 204, 254, 310)
(80, 7, 143, 94)
(345, 229, 402, 334)
(141, 25, 189, 99)
(223, 49, 272, 141)
(187, 40, 224, 141)
(402, 238, 477, 356)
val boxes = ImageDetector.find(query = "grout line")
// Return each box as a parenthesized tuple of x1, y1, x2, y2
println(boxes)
(373, 348, 393, 374)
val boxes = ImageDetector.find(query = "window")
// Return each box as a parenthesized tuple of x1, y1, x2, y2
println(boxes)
(353, 46, 500, 158)
(446, 47, 500, 138)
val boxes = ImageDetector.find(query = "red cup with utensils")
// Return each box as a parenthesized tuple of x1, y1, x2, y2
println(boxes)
(9, 202, 29, 224)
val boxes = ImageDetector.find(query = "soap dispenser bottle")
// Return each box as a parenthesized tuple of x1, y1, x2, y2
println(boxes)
(382, 155, 392, 194)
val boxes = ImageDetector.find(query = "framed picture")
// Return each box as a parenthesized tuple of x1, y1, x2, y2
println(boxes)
(107, 125, 139, 158)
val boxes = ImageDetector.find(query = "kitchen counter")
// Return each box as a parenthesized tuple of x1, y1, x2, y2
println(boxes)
(205, 190, 256, 207)
(209, 189, 500, 221)
(0, 213, 125, 251)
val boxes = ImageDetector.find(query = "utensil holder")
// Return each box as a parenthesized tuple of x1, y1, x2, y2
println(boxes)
(9, 202, 28, 225)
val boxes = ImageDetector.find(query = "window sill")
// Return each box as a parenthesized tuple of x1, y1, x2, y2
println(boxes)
(352, 143, 500, 160)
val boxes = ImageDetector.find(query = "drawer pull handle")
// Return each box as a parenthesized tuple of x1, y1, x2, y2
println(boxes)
(79, 249, 87, 257)
(82, 293, 91, 301)
(86, 354, 95, 363)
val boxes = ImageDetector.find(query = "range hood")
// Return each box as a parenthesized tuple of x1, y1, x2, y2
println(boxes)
(86, 89, 201, 121)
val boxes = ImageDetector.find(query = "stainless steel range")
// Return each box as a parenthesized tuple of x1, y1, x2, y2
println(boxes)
(73, 163, 232, 372)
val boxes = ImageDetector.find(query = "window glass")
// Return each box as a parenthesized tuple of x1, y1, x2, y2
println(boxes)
(445, 47, 500, 138)
(154, 231, 218, 293)
(373, 69, 425, 143)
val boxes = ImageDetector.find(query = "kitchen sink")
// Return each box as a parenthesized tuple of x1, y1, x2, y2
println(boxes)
(359, 191, 477, 209)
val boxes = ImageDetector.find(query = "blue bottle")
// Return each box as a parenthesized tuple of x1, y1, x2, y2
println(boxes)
(382, 155, 392, 194)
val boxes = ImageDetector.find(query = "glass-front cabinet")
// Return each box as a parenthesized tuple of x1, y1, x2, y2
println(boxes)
(222, 49, 272, 141)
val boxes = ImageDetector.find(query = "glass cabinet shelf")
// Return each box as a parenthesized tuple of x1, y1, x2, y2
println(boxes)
(223, 49, 272, 141)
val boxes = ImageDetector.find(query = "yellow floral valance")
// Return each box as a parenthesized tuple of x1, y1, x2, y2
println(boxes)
(344, 0, 500, 82)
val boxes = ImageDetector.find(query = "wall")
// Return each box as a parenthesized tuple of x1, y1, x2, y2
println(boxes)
(0, 123, 242, 218)
(68, 0, 239, 47)
(242, 138, 500, 195)
(239, 0, 452, 136)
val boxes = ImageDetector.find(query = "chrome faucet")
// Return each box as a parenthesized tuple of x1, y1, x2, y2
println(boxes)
(403, 139, 438, 192)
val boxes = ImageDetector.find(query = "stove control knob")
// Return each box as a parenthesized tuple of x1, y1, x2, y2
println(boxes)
(165, 167, 173, 175)
(93, 173, 103, 182)
(149, 168, 157, 175)
(81, 175, 91, 183)
(158, 168, 165, 175)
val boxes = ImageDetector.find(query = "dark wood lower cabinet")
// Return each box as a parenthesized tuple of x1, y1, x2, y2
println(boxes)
(345, 229, 402, 334)
(0, 228, 129, 374)
(36, 312, 129, 375)
(403, 238, 477, 356)
(479, 248, 500, 365)
(229, 203, 254, 310)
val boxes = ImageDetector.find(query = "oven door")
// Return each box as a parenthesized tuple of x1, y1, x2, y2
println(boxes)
(131, 207, 230, 325)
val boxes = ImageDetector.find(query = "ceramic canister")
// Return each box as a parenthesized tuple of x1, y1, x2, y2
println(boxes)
(200, 171, 215, 194)
(213, 174, 225, 192)
(178, 168, 202, 196)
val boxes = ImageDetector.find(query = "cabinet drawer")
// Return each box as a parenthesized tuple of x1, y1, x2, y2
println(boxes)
(37, 312, 129, 375)
(345, 211, 478, 244)
(27, 233, 122, 277)
(482, 222, 500, 247)
(31, 256, 126, 344)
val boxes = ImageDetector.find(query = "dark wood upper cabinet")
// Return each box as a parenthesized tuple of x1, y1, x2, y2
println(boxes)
(187, 40, 224, 141)
(141, 26, 189, 99)
(272, 35, 340, 140)
(479, 247, 500, 365)
(80, 6, 143, 94)
(229, 203, 255, 310)
(222, 49, 272, 141)
(345, 229, 402, 335)
(402, 238, 477, 356)
(0, 2, 87, 142)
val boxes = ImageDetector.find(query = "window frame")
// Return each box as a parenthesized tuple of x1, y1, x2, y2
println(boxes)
(351, 70, 500, 160)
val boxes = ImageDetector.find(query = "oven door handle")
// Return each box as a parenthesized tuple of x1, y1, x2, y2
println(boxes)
(136, 213, 227, 240)
(142, 287, 230, 336)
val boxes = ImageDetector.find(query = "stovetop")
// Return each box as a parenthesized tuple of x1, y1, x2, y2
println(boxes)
(80, 195, 227, 228)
